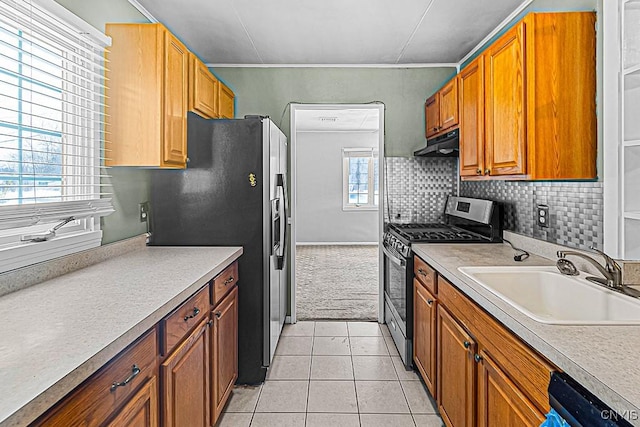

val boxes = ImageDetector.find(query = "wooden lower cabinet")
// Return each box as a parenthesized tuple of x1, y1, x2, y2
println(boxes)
(413, 278, 437, 396)
(106, 377, 159, 427)
(211, 286, 239, 423)
(437, 306, 476, 427)
(477, 350, 545, 427)
(161, 318, 211, 427)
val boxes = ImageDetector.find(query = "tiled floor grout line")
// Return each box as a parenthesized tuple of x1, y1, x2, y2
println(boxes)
(304, 322, 316, 427)
(347, 323, 363, 427)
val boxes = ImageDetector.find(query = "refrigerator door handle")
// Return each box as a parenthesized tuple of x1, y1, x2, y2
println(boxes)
(276, 173, 287, 270)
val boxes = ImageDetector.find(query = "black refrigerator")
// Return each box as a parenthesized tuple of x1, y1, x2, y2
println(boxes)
(149, 113, 288, 384)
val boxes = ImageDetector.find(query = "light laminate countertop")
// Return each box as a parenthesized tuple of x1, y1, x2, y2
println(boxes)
(413, 243, 640, 427)
(0, 246, 242, 427)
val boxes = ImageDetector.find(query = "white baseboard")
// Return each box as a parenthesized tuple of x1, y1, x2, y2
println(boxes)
(296, 242, 378, 246)
(285, 316, 292, 324)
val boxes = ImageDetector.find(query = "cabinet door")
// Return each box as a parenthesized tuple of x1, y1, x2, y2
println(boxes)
(437, 306, 475, 427)
(484, 22, 527, 176)
(477, 350, 545, 427)
(162, 31, 188, 167)
(211, 286, 239, 423)
(218, 82, 235, 119)
(161, 319, 210, 427)
(105, 377, 159, 427)
(425, 94, 440, 138)
(189, 54, 218, 119)
(413, 279, 437, 397)
(439, 79, 459, 131)
(459, 58, 485, 177)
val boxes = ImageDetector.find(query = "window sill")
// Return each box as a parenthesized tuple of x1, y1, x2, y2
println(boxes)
(0, 230, 102, 273)
(342, 206, 379, 212)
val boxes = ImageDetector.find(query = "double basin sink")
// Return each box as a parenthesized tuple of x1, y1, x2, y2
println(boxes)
(458, 266, 640, 325)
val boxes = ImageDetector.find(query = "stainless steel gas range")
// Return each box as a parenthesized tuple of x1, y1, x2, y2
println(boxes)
(382, 196, 502, 368)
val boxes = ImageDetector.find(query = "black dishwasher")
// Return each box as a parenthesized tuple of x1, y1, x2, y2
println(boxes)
(547, 372, 635, 427)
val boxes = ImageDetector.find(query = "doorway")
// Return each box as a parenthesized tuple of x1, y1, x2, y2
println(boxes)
(290, 104, 385, 323)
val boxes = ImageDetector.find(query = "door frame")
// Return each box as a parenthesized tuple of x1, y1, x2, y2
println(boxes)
(289, 103, 386, 324)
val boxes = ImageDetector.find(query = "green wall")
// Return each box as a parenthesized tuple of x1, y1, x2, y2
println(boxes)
(54, 0, 151, 244)
(211, 67, 456, 157)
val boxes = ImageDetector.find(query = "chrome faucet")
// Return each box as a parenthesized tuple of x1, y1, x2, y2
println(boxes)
(557, 247, 623, 289)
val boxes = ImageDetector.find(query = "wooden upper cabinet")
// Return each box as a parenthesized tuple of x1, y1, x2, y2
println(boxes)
(162, 31, 188, 167)
(477, 350, 545, 427)
(211, 286, 239, 424)
(459, 57, 485, 177)
(439, 78, 459, 131)
(437, 306, 476, 427)
(189, 53, 219, 119)
(425, 94, 440, 138)
(413, 279, 437, 398)
(218, 82, 235, 119)
(484, 22, 527, 177)
(463, 12, 596, 180)
(105, 23, 188, 168)
(161, 318, 210, 427)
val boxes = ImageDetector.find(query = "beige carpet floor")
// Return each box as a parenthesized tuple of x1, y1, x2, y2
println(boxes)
(295, 245, 379, 321)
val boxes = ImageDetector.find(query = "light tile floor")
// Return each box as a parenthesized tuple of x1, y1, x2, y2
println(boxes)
(217, 321, 444, 427)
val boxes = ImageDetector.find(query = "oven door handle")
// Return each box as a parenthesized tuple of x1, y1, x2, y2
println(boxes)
(383, 246, 406, 267)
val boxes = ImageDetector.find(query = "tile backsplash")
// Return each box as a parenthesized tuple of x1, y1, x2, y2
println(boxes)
(460, 180, 604, 250)
(384, 157, 457, 223)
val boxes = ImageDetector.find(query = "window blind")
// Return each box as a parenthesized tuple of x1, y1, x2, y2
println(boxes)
(0, 0, 113, 229)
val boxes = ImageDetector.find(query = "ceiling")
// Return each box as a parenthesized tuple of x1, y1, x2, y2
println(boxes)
(131, 0, 528, 65)
(295, 109, 380, 132)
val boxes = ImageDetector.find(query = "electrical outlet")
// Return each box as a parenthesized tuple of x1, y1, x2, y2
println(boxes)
(139, 202, 149, 223)
(537, 204, 549, 228)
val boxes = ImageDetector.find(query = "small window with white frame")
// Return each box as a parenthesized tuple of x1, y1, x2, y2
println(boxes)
(0, 0, 114, 273)
(342, 148, 379, 210)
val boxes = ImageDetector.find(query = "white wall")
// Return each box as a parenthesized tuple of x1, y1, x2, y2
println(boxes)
(296, 132, 378, 243)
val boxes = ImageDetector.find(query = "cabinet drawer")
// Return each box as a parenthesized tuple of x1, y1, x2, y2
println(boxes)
(162, 284, 210, 355)
(414, 256, 437, 294)
(36, 328, 158, 427)
(212, 261, 238, 306)
(437, 276, 555, 414)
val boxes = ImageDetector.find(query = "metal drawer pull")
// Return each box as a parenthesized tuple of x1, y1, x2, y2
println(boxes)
(474, 353, 483, 363)
(184, 307, 200, 321)
(110, 365, 140, 391)
(427, 299, 434, 306)
(223, 276, 235, 286)
(463, 341, 471, 349)
(417, 268, 427, 277)
(215, 311, 222, 319)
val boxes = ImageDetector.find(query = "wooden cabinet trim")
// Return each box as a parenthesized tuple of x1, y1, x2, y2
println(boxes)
(439, 78, 459, 131)
(162, 284, 210, 356)
(459, 57, 485, 177)
(414, 256, 437, 294)
(105, 377, 159, 427)
(212, 261, 239, 306)
(413, 279, 437, 398)
(161, 318, 211, 427)
(437, 305, 476, 427)
(212, 286, 239, 423)
(161, 30, 188, 168)
(189, 54, 218, 119)
(218, 82, 235, 119)
(34, 328, 158, 427)
(437, 276, 554, 414)
(477, 349, 545, 427)
(425, 94, 440, 138)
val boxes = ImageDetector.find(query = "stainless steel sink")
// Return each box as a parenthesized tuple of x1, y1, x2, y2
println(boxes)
(458, 266, 640, 325)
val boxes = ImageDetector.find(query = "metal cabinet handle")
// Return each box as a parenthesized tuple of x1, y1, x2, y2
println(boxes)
(433, 127, 438, 132)
(463, 341, 471, 349)
(484, 169, 491, 175)
(427, 299, 434, 306)
(184, 307, 200, 322)
(417, 268, 427, 277)
(110, 365, 140, 392)
(476, 169, 482, 175)
(207, 319, 213, 327)
(223, 276, 235, 286)
(215, 311, 222, 319)
(474, 353, 483, 363)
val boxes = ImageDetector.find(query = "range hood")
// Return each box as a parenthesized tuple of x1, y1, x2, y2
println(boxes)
(414, 128, 459, 157)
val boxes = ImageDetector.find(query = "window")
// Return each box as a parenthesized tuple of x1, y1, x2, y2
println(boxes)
(342, 148, 379, 210)
(0, 0, 113, 272)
